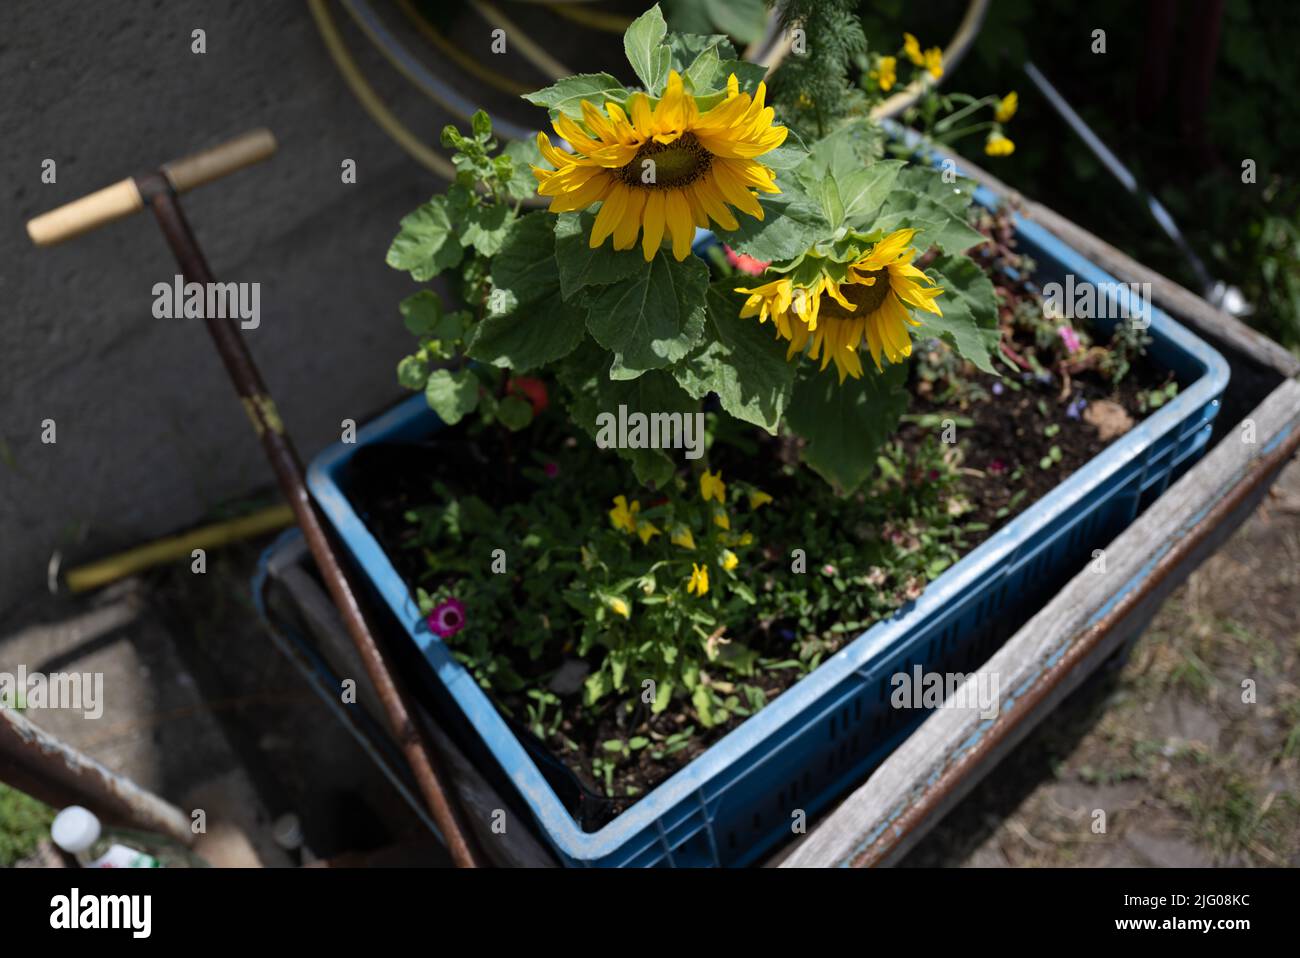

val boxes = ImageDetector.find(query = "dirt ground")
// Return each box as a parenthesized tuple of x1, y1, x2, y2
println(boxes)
(903, 457, 1300, 867)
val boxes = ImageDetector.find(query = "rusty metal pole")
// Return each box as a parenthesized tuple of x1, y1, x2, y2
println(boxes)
(1, 702, 194, 845)
(134, 174, 481, 868)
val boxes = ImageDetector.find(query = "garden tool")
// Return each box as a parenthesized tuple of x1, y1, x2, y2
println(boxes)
(26, 129, 482, 868)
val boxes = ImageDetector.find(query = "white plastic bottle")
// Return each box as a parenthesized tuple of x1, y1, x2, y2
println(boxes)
(51, 806, 162, 868)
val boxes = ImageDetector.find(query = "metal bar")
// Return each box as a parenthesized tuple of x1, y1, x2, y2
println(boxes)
(1022, 61, 1215, 295)
(837, 420, 1300, 867)
(136, 174, 482, 868)
(0, 705, 194, 845)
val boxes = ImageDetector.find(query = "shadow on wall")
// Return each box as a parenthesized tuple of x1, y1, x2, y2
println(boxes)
(0, 0, 462, 614)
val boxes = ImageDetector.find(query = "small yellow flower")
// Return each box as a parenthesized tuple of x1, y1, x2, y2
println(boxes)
(713, 509, 730, 531)
(903, 33, 923, 66)
(737, 531, 754, 546)
(608, 495, 638, 534)
(700, 468, 727, 504)
(607, 596, 631, 619)
(995, 91, 1018, 124)
(720, 549, 739, 571)
(923, 47, 943, 80)
(870, 56, 897, 92)
(984, 131, 1015, 157)
(637, 521, 661, 545)
(671, 525, 696, 550)
(687, 563, 709, 596)
(748, 489, 773, 510)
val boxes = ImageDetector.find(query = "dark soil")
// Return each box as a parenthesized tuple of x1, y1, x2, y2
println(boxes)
(349, 227, 1184, 829)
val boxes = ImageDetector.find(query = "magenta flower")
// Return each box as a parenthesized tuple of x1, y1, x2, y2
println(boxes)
(988, 458, 1007, 474)
(427, 598, 466, 638)
(1058, 325, 1082, 354)
(544, 461, 560, 479)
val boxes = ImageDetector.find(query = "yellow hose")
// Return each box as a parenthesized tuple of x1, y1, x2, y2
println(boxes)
(64, 504, 296, 593)
(307, 0, 459, 181)
(471, 0, 571, 81)
(544, 3, 630, 33)
(397, 0, 532, 97)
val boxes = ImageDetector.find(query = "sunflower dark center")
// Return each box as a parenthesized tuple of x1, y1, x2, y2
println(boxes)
(618, 132, 712, 189)
(820, 268, 891, 319)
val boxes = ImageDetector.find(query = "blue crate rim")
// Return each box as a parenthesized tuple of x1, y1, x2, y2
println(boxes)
(307, 212, 1228, 864)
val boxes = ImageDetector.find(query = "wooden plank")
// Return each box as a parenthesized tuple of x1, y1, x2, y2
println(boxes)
(782, 378, 1300, 868)
(933, 145, 1300, 379)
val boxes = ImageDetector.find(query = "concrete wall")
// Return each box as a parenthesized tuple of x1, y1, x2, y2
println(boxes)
(1, 1, 453, 612)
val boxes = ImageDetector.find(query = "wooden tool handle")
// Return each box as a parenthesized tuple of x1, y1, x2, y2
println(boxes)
(162, 128, 277, 193)
(26, 128, 277, 247)
(26, 178, 143, 247)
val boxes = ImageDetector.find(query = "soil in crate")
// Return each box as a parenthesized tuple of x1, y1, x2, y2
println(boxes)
(349, 221, 1180, 828)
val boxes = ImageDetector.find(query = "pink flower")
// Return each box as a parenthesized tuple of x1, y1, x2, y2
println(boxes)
(1058, 325, 1082, 354)
(988, 458, 1007, 474)
(724, 245, 769, 276)
(543, 461, 560, 479)
(427, 598, 466, 638)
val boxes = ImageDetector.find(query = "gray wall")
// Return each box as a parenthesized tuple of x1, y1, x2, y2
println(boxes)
(1, 1, 453, 612)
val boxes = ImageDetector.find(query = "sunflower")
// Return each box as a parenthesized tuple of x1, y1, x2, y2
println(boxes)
(736, 229, 944, 382)
(532, 71, 787, 261)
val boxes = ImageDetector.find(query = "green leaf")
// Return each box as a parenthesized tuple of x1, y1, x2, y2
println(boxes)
(466, 213, 586, 371)
(819, 176, 844, 229)
(490, 212, 561, 305)
(871, 168, 987, 255)
(461, 203, 513, 257)
(761, 144, 810, 171)
(896, 165, 980, 219)
(786, 364, 909, 493)
(502, 138, 543, 200)
(873, 190, 986, 255)
(652, 678, 672, 712)
(671, 32, 765, 95)
(396, 355, 428, 390)
(671, 283, 795, 432)
(668, 31, 736, 70)
(703, 0, 767, 44)
(718, 181, 829, 263)
(400, 290, 442, 336)
(522, 73, 630, 120)
(586, 252, 708, 377)
(798, 119, 882, 184)
(497, 394, 534, 431)
(466, 293, 586, 372)
(557, 344, 696, 487)
(424, 369, 480, 425)
(386, 196, 463, 281)
(836, 160, 905, 224)
(583, 668, 611, 707)
(922, 253, 1001, 373)
(624, 5, 670, 93)
(553, 212, 646, 299)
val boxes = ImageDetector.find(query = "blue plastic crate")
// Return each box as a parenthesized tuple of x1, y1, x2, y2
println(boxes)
(307, 210, 1228, 868)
